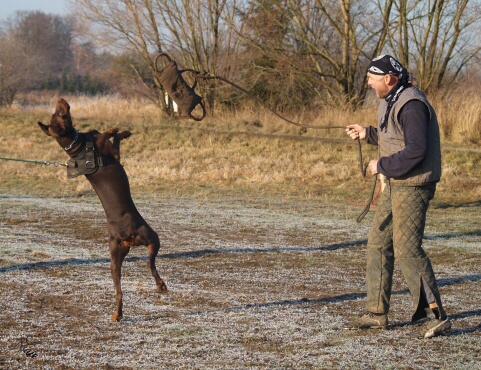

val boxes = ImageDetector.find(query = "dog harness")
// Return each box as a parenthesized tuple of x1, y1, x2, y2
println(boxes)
(67, 133, 118, 178)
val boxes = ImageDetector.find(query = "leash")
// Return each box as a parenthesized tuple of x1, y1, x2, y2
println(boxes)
(0, 156, 67, 167)
(356, 175, 378, 223)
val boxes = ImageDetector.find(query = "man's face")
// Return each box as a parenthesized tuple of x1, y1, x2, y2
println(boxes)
(367, 73, 395, 99)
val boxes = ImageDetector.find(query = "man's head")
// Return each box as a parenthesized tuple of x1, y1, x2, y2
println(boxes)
(367, 55, 404, 99)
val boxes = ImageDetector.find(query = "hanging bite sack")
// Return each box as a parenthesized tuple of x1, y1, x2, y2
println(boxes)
(154, 53, 206, 121)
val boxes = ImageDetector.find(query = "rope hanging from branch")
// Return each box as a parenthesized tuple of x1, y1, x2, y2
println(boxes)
(152, 52, 376, 222)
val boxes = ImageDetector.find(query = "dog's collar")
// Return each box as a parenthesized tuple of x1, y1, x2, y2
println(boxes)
(64, 130, 79, 151)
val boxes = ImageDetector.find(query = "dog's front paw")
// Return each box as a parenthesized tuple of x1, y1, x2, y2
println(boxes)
(117, 131, 132, 140)
(103, 128, 120, 138)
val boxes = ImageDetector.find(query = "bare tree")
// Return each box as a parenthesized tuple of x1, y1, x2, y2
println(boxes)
(71, 0, 166, 109)
(72, 0, 241, 114)
(286, 0, 391, 107)
(0, 34, 25, 106)
(387, 0, 481, 93)
(232, 1, 300, 109)
(154, 0, 243, 112)
(69, 0, 481, 112)
(0, 11, 74, 106)
(235, 0, 394, 109)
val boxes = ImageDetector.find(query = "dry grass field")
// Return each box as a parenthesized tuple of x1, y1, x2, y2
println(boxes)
(0, 94, 480, 369)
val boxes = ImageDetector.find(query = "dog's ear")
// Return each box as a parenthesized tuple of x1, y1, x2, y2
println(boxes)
(38, 122, 51, 136)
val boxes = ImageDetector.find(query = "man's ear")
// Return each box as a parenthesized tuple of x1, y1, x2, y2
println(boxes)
(38, 122, 51, 136)
(385, 74, 399, 87)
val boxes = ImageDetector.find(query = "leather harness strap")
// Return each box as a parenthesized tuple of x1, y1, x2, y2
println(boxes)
(85, 134, 96, 170)
(67, 133, 119, 178)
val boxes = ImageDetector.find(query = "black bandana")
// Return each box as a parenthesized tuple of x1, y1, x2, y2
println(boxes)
(368, 55, 412, 131)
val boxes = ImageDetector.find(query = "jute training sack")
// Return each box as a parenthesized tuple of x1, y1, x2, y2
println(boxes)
(154, 53, 206, 121)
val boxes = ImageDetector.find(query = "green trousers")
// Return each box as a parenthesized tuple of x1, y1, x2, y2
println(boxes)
(366, 182, 446, 322)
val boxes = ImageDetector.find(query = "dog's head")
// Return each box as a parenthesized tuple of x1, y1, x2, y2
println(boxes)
(38, 97, 74, 138)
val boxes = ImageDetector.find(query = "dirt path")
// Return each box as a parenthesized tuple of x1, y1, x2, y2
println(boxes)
(0, 193, 480, 369)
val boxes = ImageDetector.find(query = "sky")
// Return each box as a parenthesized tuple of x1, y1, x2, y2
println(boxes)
(0, 0, 69, 21)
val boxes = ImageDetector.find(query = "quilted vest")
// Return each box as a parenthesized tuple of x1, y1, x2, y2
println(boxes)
(378, 86, 441, 186)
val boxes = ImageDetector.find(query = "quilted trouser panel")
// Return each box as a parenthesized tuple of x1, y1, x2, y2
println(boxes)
(366, 184, 446, 320)
(366, 185, 394, 314)
(392, 185, 446, 322)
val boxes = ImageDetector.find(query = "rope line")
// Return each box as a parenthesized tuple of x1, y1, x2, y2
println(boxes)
(196, 73, 375, 220)
(193, 72, 346, 130)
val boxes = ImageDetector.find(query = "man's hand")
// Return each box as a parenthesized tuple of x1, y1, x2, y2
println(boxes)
(346, 124, 366, 140)
(368, 160, 379, 176)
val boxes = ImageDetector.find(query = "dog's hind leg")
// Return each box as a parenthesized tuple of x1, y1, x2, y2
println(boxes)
(147, 238, 168, 293)
(109, 240, 131, 321)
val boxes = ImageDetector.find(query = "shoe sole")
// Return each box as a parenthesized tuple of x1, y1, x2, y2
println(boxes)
(424, 319, 452, 339)
(343, 324, 388, 330)
(359, 323, 388, 330)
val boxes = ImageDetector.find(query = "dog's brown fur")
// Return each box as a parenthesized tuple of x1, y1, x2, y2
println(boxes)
(38, 97, 167, 321)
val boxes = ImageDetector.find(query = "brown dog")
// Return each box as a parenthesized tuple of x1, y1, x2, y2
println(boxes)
(38, 97, 167, 321)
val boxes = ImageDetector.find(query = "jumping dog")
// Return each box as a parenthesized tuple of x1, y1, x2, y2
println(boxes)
(38, 97, 168, 321)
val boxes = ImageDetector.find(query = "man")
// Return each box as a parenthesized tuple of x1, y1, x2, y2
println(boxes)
(346, 55, 451, 338)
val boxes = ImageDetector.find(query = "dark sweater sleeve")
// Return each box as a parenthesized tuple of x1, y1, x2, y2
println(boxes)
(377, 100, 429, 178)
(365, 126, 379, 146)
